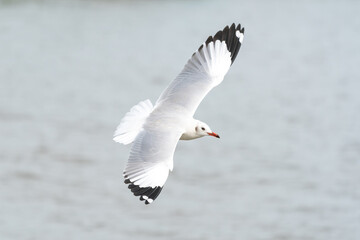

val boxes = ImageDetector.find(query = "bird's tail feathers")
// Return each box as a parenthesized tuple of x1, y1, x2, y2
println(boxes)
(113, 99, 154, 145)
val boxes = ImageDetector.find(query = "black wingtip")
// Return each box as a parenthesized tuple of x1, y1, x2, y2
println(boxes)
(197, 23, 245, 64)
(124, 175, 163, 205)
(205, 35, 213, 45)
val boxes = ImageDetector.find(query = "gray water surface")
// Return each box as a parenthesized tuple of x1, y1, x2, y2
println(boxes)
(1, 0, 360, 239)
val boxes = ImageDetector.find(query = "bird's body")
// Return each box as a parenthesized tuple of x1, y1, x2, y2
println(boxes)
(114, 23, 245, 204)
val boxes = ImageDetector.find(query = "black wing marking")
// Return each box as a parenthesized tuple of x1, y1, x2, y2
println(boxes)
(198, 23, 245, 64)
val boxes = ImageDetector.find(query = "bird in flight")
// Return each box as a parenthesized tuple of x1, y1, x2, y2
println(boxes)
(113, 23, 245, 204)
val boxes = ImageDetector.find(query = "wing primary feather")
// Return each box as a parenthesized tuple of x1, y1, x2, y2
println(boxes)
(230, 40, 240, 64)
(128, 184, 138, 190)
(213, 30, 222, 42)
(205, 36, 213, 45)
(227, 23, 235, 53)
(199, 23, 244, 65)
(132, 186, 153, 196)
(222, 25, 229, 42)
(229, 31, 238, 58)
(140, 187, 158, 198)
(148, 187, 163, 200)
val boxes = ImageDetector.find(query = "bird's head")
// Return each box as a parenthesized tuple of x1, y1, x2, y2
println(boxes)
(195, 121, 220, 139)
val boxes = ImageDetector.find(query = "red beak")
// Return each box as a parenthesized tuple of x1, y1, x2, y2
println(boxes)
(208, 132, 220, 138)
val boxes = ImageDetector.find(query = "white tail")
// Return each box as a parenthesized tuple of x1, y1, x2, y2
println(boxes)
(113, 99, 154, 145)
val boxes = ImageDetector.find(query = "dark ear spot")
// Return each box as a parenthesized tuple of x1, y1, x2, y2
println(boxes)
(195, 126, 198, 131)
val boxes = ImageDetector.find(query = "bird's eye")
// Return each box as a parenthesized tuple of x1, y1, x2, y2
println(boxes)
(201, 127, 205, 131)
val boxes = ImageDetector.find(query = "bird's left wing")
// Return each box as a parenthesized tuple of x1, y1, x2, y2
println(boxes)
(123, 128, 183, 204)
(155, 23, 244, 116)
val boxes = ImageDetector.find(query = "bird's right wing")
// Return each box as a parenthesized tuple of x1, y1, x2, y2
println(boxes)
(123, 128, 183, 205)
(155, 23, 244, 117)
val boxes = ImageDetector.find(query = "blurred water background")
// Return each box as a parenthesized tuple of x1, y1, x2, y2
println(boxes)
(1, 0, 360, 239)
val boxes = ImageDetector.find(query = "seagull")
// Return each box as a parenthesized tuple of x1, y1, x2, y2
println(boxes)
(113, 23, 244, 204)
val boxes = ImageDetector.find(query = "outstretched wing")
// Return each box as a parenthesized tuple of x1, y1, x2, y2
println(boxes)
(123, 128, 183, 204)
(156, 23, 245, 116)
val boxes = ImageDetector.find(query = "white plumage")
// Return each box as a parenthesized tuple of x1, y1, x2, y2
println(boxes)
(114, 23, 245, 204)
(113, 99, 153, 145)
